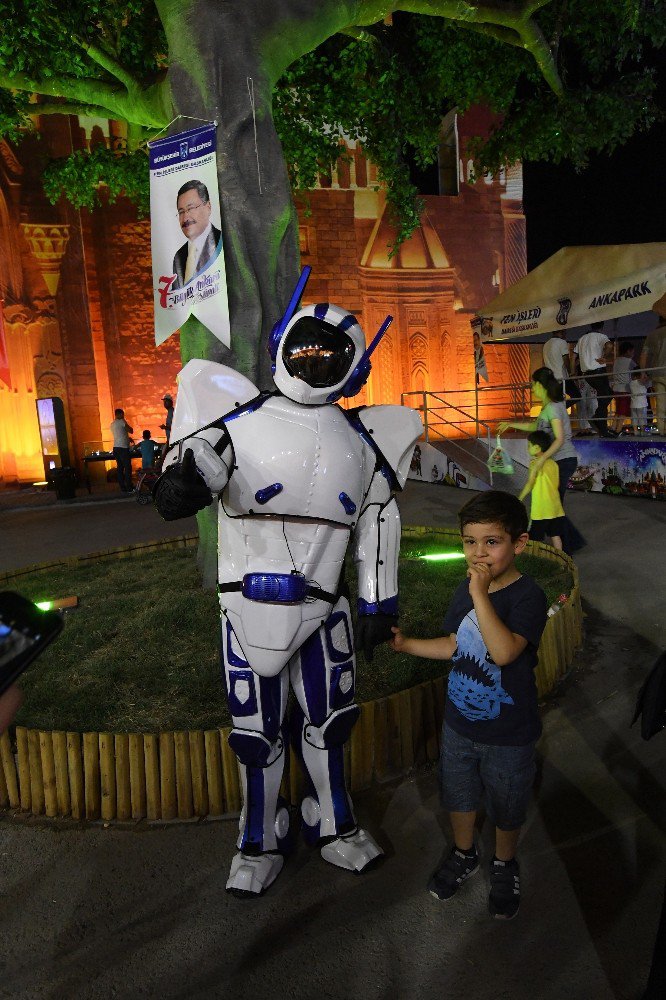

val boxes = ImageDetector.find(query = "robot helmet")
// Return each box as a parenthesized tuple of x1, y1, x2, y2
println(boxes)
(273, 303, 367, 405)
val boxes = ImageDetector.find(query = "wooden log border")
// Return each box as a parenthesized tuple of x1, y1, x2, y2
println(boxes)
(0, 527, 582, 822)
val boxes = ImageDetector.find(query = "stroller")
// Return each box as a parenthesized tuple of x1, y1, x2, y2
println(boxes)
(134, 464, 161, 504)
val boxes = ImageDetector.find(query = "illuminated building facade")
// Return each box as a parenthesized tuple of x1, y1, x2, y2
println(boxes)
(0, 107, 528, 486)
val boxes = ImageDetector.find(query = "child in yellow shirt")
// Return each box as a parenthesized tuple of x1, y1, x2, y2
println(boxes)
(519, 431, 567, 550)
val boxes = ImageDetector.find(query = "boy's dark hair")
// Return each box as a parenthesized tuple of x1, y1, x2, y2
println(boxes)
(619, 340, 634, 355)
(527, 430, 552, 453)
(114, 408, 124, 417)
(458, 490, 528, 541)
(142, 429, 151, 439)
(590, 321, 605, 331)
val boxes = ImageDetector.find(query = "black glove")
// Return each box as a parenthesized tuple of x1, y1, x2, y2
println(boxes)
(355, 614, 398, 663)
(152, 448, 213, 521)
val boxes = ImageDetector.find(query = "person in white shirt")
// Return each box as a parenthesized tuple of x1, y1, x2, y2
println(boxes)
(630, 372, 649, 433)
(575, 322, 614, 436)
(542, 330, 579, 411)
(610, 340, 636, 432)
(109, 408, 134, 493)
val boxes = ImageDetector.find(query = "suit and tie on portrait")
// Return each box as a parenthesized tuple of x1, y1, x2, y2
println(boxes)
(172, 180, 222, 289)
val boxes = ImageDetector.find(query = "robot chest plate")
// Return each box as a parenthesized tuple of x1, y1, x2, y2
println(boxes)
(224, 400, 368, 524)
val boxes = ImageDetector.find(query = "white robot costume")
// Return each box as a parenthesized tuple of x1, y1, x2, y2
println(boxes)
(154, 267, 422, 896)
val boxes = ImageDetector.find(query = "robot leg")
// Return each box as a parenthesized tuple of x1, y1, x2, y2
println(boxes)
(221, 616, 290, 897)
(289, 597, 383, 873)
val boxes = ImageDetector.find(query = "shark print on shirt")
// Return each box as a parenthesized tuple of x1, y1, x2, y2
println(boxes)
(448, 609, 514, 722)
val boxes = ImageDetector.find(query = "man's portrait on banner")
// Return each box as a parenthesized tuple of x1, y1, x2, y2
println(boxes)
(172, 179, 221, 290)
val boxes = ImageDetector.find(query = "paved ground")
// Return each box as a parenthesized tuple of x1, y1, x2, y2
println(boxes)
(0, 483, 664, 999)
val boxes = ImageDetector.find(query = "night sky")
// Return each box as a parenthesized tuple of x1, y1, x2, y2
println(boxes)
(523, 119, 665, 269)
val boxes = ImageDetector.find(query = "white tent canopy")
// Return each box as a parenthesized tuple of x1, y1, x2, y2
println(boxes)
(474, 243, 666, 341)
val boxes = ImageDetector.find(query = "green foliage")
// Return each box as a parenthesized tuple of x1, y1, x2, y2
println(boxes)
(0, 1, 663, 240)
(0, 0, 166, 83)
(275, 8, 663, 241)
(42, 142, 150, 214)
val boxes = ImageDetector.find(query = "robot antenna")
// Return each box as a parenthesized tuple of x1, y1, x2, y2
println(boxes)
(268, 266, 312, 362)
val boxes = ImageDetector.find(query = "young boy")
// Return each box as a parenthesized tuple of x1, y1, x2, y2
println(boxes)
(630, 372, 649, 433)
(390, 491, 547, 919)
(139, 429, 160, 469)
(518, 430, 567, 550)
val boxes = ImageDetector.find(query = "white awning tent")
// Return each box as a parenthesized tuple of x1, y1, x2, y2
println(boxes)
(473, 243, 666, 341)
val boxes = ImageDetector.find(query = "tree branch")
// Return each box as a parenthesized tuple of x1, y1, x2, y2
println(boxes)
(76, 39, 142, 93)
(32, 101, 117, 118)
(0, 65, 170, 127)
(354, 2, 563, 95)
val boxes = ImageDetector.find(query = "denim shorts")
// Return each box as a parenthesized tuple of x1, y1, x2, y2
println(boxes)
(439, 725, 536, 831)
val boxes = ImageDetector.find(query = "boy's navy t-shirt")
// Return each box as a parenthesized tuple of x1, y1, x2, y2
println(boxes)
(442, 574, 548, 746)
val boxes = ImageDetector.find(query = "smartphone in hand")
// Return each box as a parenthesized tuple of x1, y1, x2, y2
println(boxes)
(0, 592, 64, 697)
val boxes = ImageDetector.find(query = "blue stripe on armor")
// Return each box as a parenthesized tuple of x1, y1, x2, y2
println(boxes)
(324, 610, 353, 663)
(225, 619, 248, 667)
(224, 393, 271, 422)
(227, 669, 258, 717)
(330, 663, 355, 709)
(338, 314, 358, 333)
(258, 674, 283, 742)
(299, 628, 328, 725)
(240, 765, 267, 854)
(314, 303, 328, 320)
(328, 747, 355, 832)
(357, 595, 399, 616)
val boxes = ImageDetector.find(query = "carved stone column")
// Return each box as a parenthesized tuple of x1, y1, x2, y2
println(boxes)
(20, 224, 70, 296)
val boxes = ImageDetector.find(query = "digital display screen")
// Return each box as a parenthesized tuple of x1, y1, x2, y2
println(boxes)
(0, 619, 38, 669)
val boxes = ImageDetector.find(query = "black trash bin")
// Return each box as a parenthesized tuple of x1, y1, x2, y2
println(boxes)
(48, 466, 78, 500)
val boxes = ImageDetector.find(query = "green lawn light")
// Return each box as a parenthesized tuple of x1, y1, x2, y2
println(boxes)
(420, 552, 466, 562)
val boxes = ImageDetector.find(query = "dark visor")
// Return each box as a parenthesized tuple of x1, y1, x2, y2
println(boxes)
(282, 316, 356, 388)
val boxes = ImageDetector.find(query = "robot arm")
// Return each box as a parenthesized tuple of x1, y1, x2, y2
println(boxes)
(153, 425, 233, 521)
(352, 471, 401, 661)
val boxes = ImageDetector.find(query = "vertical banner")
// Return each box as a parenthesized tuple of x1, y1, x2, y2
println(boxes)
(148, 123, 230, 347)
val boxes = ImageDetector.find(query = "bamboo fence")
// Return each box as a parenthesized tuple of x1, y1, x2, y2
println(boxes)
(0, 529, 582, 822)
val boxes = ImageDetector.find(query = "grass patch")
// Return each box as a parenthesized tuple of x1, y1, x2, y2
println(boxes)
(8, 536, 572, 732)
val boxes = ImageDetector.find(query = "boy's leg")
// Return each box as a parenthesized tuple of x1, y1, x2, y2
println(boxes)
(495, 826, 521, 861)
(481, 741, 536, 920)
(429, 727, 482, 901)
(449, 810, 476, 851)
(550, 535, 563, 550)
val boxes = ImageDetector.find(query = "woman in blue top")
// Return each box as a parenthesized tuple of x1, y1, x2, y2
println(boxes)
(499, 367, 584, 550)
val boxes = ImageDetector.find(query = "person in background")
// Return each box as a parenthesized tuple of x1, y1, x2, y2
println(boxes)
(543, 330, 579, 412)
(611, 340, 636, 433)
(160, 393, 174, 448)
(109, 408, 134, 494)
(499, 367, 585, 551)
(519, 431, 566, 551)
(641, 317, 666, 435)
(390, 491, 548, 920)
(575, 321, 615, 436)
(630, 371, 649, 434)
(139, 430, 160, 469)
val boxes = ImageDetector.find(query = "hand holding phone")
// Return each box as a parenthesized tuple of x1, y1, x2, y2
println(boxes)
(0, 591, 64, 698)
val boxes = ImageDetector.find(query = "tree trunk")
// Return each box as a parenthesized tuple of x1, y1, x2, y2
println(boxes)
(159, 0, 361, 583)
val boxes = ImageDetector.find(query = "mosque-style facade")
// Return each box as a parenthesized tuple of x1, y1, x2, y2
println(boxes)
(0, 107, 529, 487)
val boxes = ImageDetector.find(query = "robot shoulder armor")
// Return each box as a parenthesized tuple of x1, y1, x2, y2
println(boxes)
(356, 405, 423, 489)
(171, 359, 260, 440)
